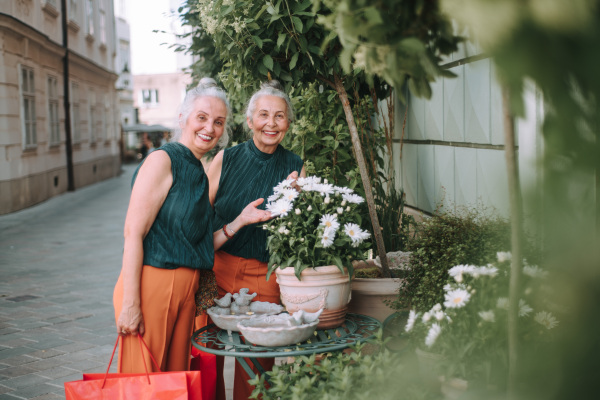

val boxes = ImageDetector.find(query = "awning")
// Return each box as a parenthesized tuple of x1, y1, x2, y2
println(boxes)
(121, 123, 172, 133)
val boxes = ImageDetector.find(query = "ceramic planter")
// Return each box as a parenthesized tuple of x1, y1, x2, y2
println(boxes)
(348, 276, 403, 322)
(275, 265, 351, 329)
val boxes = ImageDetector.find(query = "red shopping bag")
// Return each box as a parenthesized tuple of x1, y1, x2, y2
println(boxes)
(191, 346, 217, 400)
(64, 335, 203, 400)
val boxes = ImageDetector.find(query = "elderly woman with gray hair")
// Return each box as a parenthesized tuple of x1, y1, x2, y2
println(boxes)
(203, 80, 306, 399)
(112, 78, 272, 373)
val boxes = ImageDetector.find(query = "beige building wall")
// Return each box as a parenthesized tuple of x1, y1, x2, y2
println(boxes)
(0, 0, 121, 215)
(133, 72, 192, 131)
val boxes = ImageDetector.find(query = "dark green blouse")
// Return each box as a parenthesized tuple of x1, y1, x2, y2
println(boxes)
(132, 142, 214, 270)
(213, 139, 304, 262)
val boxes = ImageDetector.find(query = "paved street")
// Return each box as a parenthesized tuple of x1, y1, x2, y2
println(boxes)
(0, 164, 233, 400)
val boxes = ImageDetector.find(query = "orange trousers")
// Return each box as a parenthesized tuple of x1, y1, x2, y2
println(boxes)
(113, 265, 200, 373)
(204, 250, 281, 400)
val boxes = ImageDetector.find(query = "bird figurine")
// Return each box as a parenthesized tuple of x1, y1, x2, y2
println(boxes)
(300, 309, 324, 324)
(233, 288, 257, 306)
(214, 292, 232, 308)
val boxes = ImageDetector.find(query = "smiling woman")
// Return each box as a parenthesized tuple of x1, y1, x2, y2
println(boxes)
(199, 80, 306, 400)
(112, 77, 272, 375)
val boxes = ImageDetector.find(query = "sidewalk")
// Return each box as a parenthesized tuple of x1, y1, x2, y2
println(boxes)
(0, 164, 233, 399)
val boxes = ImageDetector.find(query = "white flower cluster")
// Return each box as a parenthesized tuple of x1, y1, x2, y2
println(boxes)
(407, 257, 558, 350)
(266, 176, 370, 248)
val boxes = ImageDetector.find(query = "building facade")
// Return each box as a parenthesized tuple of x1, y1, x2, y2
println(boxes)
(0, 0, 122, 215)
(394, 40, 543, 219)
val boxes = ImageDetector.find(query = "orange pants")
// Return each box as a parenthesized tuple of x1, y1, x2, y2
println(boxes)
(209, 250, 280, 400)
(113, 265, 200, 373)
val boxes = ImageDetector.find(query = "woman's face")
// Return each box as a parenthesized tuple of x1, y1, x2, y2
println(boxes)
(179, 96, 227, 159)
(248, 95, 290, 154)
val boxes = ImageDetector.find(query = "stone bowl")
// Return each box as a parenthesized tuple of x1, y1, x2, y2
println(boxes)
(237, 315, 319, 347)
(206, 302, 283, 332)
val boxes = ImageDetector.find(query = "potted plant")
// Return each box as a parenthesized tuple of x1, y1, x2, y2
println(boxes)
(265, 175, 371, 328)
(404, 252, 559, 395)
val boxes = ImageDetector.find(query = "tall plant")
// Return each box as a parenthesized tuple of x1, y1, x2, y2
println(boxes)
(180, 0, 460, 277)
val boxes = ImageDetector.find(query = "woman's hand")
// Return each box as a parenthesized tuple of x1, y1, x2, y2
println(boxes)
(234, 198, 272, 228)
(286, 170, 300, 191)
(116, 304, 145, 336)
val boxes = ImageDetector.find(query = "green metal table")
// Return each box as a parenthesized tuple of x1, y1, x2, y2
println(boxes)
(192, 313, 381, 382)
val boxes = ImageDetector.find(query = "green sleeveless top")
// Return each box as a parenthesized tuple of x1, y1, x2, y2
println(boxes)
(213, 139, 303, 262)
(132, 142, 214, 270)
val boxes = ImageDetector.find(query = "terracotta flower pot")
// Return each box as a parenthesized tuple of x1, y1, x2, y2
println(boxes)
(348, 277, 403, 322)
(275, 265, 351, 329)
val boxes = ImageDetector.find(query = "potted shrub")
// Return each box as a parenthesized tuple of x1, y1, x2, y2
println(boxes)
(265, 175, 371, 328)
(404, 252, 559, 395)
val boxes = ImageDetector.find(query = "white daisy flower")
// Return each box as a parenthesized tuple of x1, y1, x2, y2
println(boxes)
(425, 323, 442, 348)
(307, 205, 312, 212)
(496, 297, 509, 310)
(534, 311, 559, 329)
(523, 265, 548, 279)
(432, 303, 442, 311)
(337, 207, 344, 214)
(267, 193, 282, 203)
(434, 311, 445, 321)
(266, 198, 293, 217)
(473, 266, 498, 277)
(295, 208, 301, 215)
(320, 232, 334, 248)
(422, 312, 432, 323)
(342, 193, 364, 204)
(449, 264, 477, 277)
(334, 186, 353, 195)
(344, 223, 370, 246)
(315, 183, 335, 196)
(478, 310, 495, 322)
(519, 299, 533, 317)
(443, 288, 471, 308)
(274, 178, 295, 193)
(497, 251, 512, 263)
(405, 310, 419, 333)
(320, 214, 340, 231)
(280, 188, 299, 202)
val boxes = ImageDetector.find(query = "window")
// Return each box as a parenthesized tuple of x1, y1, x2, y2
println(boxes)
(96, 92, 104, 142)
(141, 89, 159, 106)
(71, 82, 81, 143)
(99, 0, 107, 45)
(20, 66, 37, 148)
(47, 76, 60, 145)
(86, 0, 95, 37)
(89, 88, 96, 143)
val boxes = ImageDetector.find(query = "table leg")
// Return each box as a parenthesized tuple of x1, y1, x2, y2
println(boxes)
(234, 356, 272, 385)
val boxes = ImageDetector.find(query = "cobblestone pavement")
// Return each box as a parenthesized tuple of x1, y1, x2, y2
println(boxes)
(0, 164, 233, 400)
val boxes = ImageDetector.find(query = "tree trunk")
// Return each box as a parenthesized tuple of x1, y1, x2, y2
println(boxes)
(502, 86, 523, 400)
(334, 73, 391, 278)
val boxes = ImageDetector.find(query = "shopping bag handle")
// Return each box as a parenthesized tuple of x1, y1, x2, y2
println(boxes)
(101, 335, 162, 389)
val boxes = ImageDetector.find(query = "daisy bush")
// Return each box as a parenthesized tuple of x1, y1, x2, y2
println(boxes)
(405, 252, 559, 386)
(264, 176, 371, 280)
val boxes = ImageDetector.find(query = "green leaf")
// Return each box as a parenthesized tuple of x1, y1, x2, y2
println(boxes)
(256, 3, 269, 19)
(289, 52, 299, 70)
(263, 54, 274, 71)
(252, 36, 263, 49)
(291, 16, 303, 32)
(277, 33, 286, 48)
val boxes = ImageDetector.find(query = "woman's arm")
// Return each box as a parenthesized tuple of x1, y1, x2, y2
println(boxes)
(117, 151, 173, 336)
(206, 150, 224, 206)
(213, 198, 272, 250)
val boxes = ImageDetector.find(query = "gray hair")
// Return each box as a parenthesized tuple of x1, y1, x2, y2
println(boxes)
(245, 80, 295, 124)
(173, 77, 231, 147)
